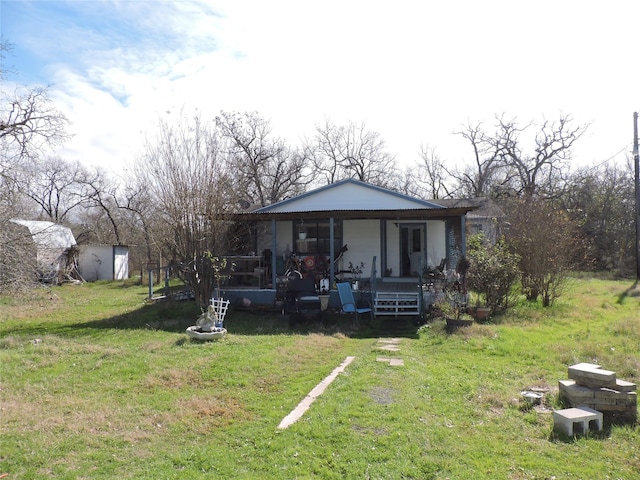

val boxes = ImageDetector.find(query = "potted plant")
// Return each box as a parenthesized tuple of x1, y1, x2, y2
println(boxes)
(297, 220, 307, 240)
(347, 261, 365, 291)
(467, 293, 492, 322)
(185, 254, 232, 340)
(438, 288, 473, 333)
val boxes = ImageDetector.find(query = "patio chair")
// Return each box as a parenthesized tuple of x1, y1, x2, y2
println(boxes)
(282, 276, 322, 326)
(337, 281, 372, 323)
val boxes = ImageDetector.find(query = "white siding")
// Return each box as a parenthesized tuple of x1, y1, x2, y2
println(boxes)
(265, 182, 438, 212)
(79, 246, 112, 281)
(342, 220, 380, 276)
(79, 245, 129, 281)
(426, 220, 446, 267)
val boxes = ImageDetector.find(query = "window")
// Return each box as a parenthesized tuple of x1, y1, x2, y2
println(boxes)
(294, 219, 342, 254)
(412, 228, 422, 252)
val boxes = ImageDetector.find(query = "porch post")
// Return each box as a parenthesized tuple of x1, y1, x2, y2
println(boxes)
(460, 215, 467, 257)
(271, 219, 277, 288)
(329, 217, 335, 288)
(380, 220, 386, 278)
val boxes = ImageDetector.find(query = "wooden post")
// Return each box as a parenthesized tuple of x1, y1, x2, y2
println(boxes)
(634, 112, 639, 281)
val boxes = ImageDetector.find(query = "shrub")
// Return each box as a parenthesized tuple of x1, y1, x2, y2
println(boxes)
(467, 233, 520, 314)
(506, 199, 576, 306)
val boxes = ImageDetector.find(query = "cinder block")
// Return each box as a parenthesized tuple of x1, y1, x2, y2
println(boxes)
(595, 387, 625, 399)
(617, 392, 637, 406)
(559, 380, 594, 399)
(615, 379, 637, 393)
(570, 362, 602, 370)
(591, 396, 618, 406)
(568, 363, 617, 388)
(606, 403, 637, 413)
(553, 406, 603, 437)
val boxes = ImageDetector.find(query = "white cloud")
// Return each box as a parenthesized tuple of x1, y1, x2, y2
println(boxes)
(6, 0, 637, 174)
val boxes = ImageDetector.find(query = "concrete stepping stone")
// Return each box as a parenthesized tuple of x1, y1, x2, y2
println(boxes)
(376, 357, 404, 367)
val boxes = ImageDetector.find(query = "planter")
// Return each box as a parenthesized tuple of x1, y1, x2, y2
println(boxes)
(318, 294, 329, 311)
(446, 317, 473, 333)
(186, 325, 227, 340)
(468, 306, 491, 322)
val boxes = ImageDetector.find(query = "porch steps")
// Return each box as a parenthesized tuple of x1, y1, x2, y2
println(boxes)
(374, 292, 420, 316)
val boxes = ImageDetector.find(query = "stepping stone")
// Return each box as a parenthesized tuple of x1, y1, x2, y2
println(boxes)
(376, 357, 404, 367)
(377, 344, 401, 352)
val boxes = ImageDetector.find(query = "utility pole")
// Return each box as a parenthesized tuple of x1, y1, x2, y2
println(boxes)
(634, 112, 639, 281)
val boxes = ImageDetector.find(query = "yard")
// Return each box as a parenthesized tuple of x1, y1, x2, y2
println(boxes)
(1, 277, 638, 479)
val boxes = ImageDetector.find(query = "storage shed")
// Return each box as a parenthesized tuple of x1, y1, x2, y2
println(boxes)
(9, 219, 78, 284)
(78, 245, 129, 281)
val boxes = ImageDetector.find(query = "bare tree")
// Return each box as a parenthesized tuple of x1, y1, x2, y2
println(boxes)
(1, 87, 70, 164)
(454, 121, 510, 197)
(307, 119, 397, 187)
(135, 112, 239, 308)
(454, 114, 588, 199)
(1, 41, 70, 214)
(0, 41, 71, 292)
(17, 156, 97, 223)
(563, 160, 636, 275)
(216, 111, 309, 206)
(497, 114, 588, 198)
(415, 143, 453, 199)
(506, 197, 576, 306)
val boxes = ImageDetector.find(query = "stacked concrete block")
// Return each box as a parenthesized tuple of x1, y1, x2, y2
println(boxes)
(558, 363, 637, 417)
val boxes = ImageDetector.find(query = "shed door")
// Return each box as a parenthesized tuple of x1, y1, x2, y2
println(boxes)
(400, 224, 425, 276)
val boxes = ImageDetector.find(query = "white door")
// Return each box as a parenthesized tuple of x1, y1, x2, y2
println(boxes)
(400, 224, 425, 276)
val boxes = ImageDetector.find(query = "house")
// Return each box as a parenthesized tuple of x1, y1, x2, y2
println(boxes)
(433, 197, 505, 245)
(225, 179, 477, 307)
(78, 245, 129, 281)
(8, 219, 78, 284)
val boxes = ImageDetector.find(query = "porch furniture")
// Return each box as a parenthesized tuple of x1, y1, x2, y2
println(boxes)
(337, 281, 372, 322)
(282, 276, 322, 325)
(374, 291, 420, 316)
(225, 255, 266, 288)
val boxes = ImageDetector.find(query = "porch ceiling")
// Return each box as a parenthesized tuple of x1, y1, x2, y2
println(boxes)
(233, 206, 475, 221)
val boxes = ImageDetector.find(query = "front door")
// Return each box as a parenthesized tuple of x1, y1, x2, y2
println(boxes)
(400, 224, 425, 276)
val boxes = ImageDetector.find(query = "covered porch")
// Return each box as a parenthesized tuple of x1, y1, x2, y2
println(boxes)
(223, 180, 475, 312)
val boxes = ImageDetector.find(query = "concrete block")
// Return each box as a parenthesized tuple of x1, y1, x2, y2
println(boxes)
(568, 363, 617, 388)
(559, 380, 594, 398)
(570, 362, 602, 370)
(591, 396, 618, 406)
(595, 387, 625, 398)
(617, 392, 637, 405)
(615, 379, 637, 393)
(553, 406, 603, 437)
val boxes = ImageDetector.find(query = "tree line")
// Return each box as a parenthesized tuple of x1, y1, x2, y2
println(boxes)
(1, 41, 636, 297)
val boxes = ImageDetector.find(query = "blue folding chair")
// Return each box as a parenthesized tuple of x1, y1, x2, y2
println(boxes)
(337, 281, 372, 323)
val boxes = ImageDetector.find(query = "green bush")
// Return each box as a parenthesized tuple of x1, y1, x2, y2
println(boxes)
(467, 233, 520, 314)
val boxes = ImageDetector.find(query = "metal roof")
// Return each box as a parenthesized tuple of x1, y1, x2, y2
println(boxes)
(255, 179, 445, 214)
(11, 220, 76, 248)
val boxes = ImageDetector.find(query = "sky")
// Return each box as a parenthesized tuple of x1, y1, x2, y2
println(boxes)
(1, 0, 639, 178)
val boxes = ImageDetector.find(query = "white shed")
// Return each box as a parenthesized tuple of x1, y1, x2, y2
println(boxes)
(78, 245, 129, 281)
(9, 219, 78, 283)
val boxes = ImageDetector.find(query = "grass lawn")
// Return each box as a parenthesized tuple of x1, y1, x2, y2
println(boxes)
(1, 277, 638, 479)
